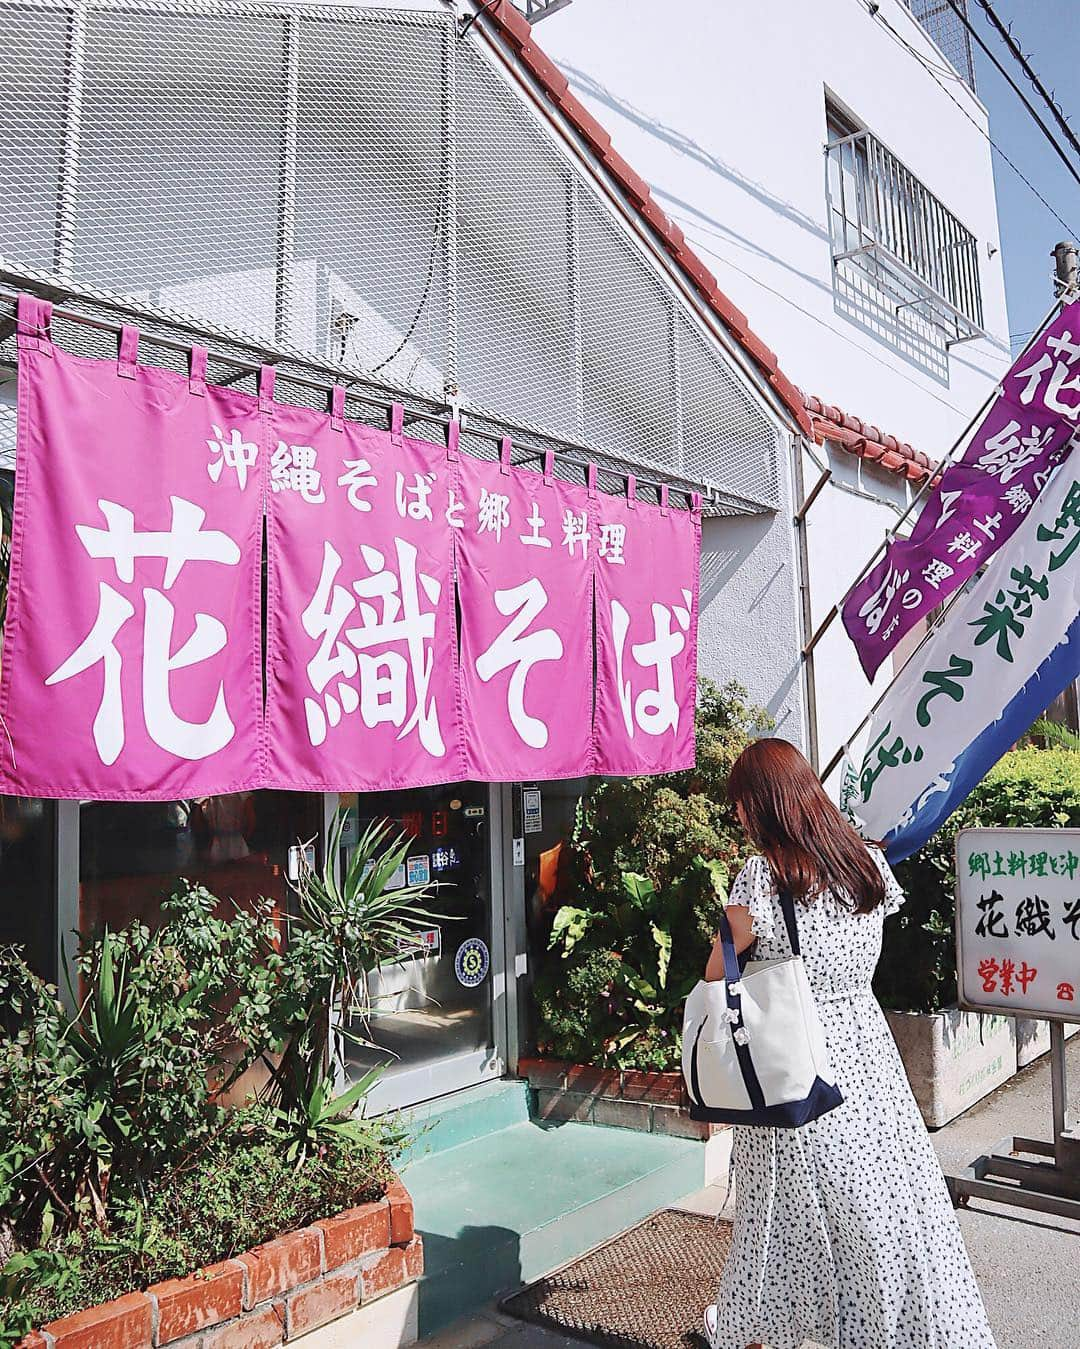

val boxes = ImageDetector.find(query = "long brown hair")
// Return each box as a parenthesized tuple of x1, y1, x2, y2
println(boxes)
(727, 737, 885, 913)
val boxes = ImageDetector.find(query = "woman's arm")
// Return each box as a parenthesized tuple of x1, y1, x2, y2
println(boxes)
(704, 903, 756, 981)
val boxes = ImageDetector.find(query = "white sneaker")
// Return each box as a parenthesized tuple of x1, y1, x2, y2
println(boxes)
(702, 1304, 719, 1346)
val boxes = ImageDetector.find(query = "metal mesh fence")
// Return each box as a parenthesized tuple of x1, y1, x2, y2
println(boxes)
(0, 0, 782, 511)
(903, 0, 977, 90)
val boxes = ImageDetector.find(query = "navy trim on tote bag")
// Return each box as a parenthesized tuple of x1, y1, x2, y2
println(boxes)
(687, 1074, 843, 1127)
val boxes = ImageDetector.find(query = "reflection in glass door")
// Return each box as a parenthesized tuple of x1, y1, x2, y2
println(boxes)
(78, 791, 324, 938)
(343, 782, 502, 1111)
(77, 791, 325, 1103)
(0, 796, 56, 979)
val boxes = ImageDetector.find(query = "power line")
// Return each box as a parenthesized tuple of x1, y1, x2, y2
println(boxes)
(968, 0, 1080, 164)
(942, 0, 1080, 191)
(865, 3, 1080, 239)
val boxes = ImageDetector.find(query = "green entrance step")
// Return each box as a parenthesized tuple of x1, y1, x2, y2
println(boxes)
(400, 1090, 704, 1338)
(398, 1079, 531, 1163)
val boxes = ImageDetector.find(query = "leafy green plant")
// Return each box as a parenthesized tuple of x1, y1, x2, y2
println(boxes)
(532, 680, 770, 1070)
(0, 811, 430, 1261)
(0, 951, 75, 1234)
(0, 812, 432, 1337)
(877, 747, 1080, 1011)
(1029, 717, 1080, 752)
(63, 930, 223, 1222)
(0, 917, 242, 1242)
(274, 1063, 403, 1167)
(0, 1241, 79, 1345)
(16, 1109, 396, 1327)
(265, 813, 444, 1133)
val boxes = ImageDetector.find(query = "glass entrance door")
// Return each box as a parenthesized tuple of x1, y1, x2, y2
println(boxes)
(342, 781, 503, 1112)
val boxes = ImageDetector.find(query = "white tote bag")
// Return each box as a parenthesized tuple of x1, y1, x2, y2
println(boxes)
(681, 889, 842, 1127)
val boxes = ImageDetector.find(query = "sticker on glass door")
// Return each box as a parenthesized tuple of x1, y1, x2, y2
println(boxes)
(406, 854, 431, 885)
(454, 937, 490, 988)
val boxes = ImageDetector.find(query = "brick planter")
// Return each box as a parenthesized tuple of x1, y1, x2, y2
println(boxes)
(21, 1177, 422, 1349)
(519, 1057, 726, 1141)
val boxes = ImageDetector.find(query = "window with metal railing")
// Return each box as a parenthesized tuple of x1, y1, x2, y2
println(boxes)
(825, 101, 986, 366)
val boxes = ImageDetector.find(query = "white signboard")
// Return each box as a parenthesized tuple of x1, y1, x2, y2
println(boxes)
(956, 827, 1080, 1024)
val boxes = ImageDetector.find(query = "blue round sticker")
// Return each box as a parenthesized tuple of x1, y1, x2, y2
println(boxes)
(454, 938, 490, 988)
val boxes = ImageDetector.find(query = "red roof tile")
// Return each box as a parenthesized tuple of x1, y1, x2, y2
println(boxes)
(802, 393, 938, 487)
(491, 0, 532, 48)
(481, 1, 814, 436)
(518, 41, 569, 97)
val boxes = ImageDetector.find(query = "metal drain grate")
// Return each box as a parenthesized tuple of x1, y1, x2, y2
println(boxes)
(501, 1209, 734, 1349)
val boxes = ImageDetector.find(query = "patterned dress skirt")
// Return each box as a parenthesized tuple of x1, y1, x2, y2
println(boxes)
(709, 854, 997, 1349)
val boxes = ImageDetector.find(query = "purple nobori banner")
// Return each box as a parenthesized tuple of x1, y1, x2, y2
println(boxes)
(842, 299, 1080, 681)
(853, 464, 1080, 863)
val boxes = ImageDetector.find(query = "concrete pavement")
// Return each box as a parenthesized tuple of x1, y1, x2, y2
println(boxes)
(929, 1034, 1080, 1349)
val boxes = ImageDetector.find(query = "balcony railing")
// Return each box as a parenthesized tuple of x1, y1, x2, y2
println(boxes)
(825, 128, 986, 346)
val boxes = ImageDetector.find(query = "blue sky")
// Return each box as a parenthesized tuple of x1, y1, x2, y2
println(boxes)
(966, 0, 1080, 348)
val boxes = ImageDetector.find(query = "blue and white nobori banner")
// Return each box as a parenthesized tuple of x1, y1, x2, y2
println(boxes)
(855, 465, 1080, 863)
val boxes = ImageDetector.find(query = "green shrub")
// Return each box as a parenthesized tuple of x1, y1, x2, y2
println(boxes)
(876, 747, 1080, 1012)
(0, 816, 433, 1243)
(15, 1109, 395, 1326)
(0, 1240, 80, 1347)
(532, 680, 770, 1070)
(0, 813, 430, 1337)
(0, 899, 278, 1240)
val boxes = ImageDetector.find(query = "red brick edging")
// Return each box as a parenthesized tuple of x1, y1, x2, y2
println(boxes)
(21, 1177, 422, 1349)
(519, 1057, 726, 1140)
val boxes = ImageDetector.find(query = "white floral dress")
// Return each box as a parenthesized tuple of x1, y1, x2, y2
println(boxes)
(710, 851, 997, 1349)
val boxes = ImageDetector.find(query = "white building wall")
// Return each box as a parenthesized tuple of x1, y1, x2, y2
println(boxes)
(536, 0, 1013, 768)
(801, 446, 913, 771)
(699, 488, 807, 747)
(536, 0, 1010, 452)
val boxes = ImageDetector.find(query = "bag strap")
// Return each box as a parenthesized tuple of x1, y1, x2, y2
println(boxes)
(715, 910, 766, 1112)
(716, 910, 743, 992)
(778, 889, 801, 957)
(716, 884, 802, 995)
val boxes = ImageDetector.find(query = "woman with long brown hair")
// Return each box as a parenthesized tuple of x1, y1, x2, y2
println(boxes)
(702, 738, 995, 1349)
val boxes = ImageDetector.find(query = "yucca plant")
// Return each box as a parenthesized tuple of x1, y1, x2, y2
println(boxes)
(274, 1063, 403, 1167)
(266, 812, 445, 1130)
(62, 934, 145, 1220)
(62, 931, 221, 1222)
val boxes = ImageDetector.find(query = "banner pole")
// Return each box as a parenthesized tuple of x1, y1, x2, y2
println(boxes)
(808, 295, 1066, 656)
(819, 564, 978, 783)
